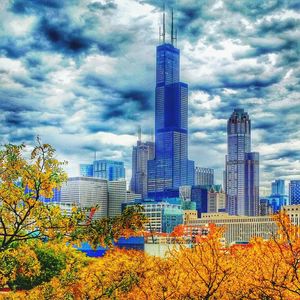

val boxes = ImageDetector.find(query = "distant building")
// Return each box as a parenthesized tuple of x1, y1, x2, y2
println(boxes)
(61, 177, 108, 219)
(190, 185, 209, 217)
(79, 164, 94, 177)
(80, 160, 125, 181)
(123, 200, 183, 233)
(108, 180, 127, 217)
(130, 134, 154, 198)
(195, 167, 214, 186)
(187, 212, 277, 245)
(259, 198, 274, 216)
(126, 190, 142, 202)
(225, 108, 259, 216)
(289, 180, 300, 204)
(271, 179, 285, 195)
(186, 205, 300, 245)
(260, 179, 289, 214)
(208, 185, 226, 213)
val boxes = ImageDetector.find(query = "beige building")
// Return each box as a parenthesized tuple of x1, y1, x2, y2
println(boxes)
(187, 212, 277, 245)
(283, 204, 300, 225)
(183, 210, 198, 224)
(208, 186, 226, 213)
(184, 205, 300, 245)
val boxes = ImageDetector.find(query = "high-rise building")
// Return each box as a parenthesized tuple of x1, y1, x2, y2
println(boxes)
(271, 179, 285, 195)
(147, 12, 194, 199)
(225, 109, 259, 216)
(208, 185, 226, 213)
(108, 180, 127, 217)
(260, 179, 289, 214)
(195, 167, 214, 186)
(290, 180, 300, 204)
(60, 177, 108, 219)
(130, 131, 154, 198)
(190, 185, 209, 217)
(80, 164, 94, 177)
(80, 160, 125, 181)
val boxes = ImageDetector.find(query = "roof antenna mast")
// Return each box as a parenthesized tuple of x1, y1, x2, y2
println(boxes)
(162, 2, 166, 44)
(171, 8, 177, 46)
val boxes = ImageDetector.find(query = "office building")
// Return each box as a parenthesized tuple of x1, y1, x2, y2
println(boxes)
(260, 180, 289, 214)
(259, 198, 274, 216)
(147, 12, 194, 199)
(108, 180, 127, 217)
(195, 167, 214, 186)
(80, 160, 125, 181)
(225, 109, 259, 216)
(124, 200, 183, 233)
(61, 177, 108, 219)
(80, 164, 94, 177)
(130, 130, 154, 198)
(289, 180, 300, 204)
(190, 185, 209, 217)
(272, 179, 285, 196)
(126, 190, 142, 202)
(208, 185, 226, 213)
(187, 212, 277, 245)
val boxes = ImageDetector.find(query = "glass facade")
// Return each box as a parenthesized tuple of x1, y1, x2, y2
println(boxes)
(226, 109, 259, 216)
(130, 140, 155, 198)
(148, 42, 194, 199)
(80, 160, 125, 181)
(290, 180, 300, 204)
(271, 179, 285, 195)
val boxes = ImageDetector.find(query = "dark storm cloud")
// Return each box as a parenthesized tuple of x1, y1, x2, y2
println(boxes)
(224, 0, 284, 19)
(10, 0, 67, 14)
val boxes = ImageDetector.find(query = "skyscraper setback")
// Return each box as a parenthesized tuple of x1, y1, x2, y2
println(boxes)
(225, 109, 259, 216)
(147, 11, 194, 198)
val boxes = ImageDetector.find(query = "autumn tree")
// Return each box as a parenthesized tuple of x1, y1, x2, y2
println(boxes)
(0, 140, 146, 291)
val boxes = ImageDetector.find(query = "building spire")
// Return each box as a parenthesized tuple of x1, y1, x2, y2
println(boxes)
(171, 8, 177, 46)
(162, 3, 166, 44)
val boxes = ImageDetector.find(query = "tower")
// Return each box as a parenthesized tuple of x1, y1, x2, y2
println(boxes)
(225, 109, 259, 216)
(130, 128, 155, 198)
(147, 8, 194, 199)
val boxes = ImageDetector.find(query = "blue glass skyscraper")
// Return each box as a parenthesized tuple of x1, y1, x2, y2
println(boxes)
(147, 12, 194, 199)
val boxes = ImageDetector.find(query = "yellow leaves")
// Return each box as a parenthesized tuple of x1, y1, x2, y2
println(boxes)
(0, 244, 40, 287)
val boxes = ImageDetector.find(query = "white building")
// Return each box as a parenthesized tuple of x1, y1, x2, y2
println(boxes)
(61, 177, 108, 219)
(108, 180, 127, 217)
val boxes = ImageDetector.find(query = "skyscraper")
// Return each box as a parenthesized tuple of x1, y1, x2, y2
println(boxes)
(147, 11, 194, 198)
(195, 167, 214, 186)
(130, 130, 154, 198)
(290, 180, 300, 204)
(80, 160, 125, 181)
(225, 109, 259, 216)
(271, 179, 285, 195)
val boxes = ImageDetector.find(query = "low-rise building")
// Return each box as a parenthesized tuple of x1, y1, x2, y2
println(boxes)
(123, 200, 183, 233)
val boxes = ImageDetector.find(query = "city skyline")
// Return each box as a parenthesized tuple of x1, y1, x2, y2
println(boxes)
(0, 0, 299, 190)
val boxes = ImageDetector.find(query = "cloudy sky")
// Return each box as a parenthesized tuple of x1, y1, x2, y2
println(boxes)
(0, 0, 299, 193)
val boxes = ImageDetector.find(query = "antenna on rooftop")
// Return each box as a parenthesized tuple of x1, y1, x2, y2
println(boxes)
(159, 2, 166, 44)
(171, 8, 177, 46)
